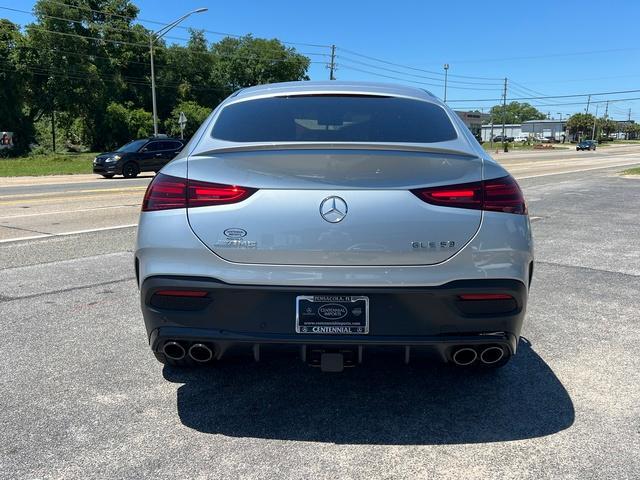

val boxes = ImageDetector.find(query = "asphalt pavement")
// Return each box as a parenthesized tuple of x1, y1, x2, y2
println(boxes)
(0, 150, 639, 479)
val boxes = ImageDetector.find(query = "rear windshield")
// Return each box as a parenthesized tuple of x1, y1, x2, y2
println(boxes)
(211, 95, 458, 143)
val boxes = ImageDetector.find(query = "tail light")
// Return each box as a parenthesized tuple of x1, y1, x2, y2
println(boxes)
(142, 173, 257, 211)
(411, 175, 527, 215)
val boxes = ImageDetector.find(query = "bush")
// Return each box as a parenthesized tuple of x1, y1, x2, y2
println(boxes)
(103, 103, 153, 149)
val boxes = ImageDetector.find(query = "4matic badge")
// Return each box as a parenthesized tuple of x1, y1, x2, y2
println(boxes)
(214, 228, 257, 249)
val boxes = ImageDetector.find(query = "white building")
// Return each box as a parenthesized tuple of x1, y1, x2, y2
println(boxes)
(481, 119, 568, 142)
(480, 124, 523, 142)
(521, 119, 566, 141)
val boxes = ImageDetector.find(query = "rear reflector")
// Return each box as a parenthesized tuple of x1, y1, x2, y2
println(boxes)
(411, 175, 526, 215)
(456, 293, 518, 315)
(142, 173, 257, 211)
(458, 294, 514, 301)
(154, 290, 209, 297)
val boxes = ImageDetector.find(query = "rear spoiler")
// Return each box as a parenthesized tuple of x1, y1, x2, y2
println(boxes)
(193, 142, 478, 160)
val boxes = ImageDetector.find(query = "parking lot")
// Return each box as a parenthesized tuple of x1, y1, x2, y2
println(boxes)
(1, 146, 639, 479)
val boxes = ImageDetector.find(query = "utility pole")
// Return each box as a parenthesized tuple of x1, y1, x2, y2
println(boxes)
(501, 77, 508, 152)
(489, 114, 494, 148)
(591, 104, 599, 140)
(443, 64, 449, 102)
(51, 110, 56, 153)
(628, 108, 632, 139)
(586, 94, 591, 113)
(604, 100, 609, 119)
(329, 45, 336, 80)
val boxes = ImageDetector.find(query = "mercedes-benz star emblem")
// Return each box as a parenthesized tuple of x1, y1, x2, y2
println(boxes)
(319, 196, 348, 223)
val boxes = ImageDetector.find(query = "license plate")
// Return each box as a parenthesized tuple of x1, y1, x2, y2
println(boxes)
(296, 295, 369, 334)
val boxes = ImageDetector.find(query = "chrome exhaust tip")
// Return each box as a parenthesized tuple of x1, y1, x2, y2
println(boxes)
(188, 343, 214, 363)
(480, 346, 505, 365)
(451, 347, 478, 366)
(163, 341, 186, 361)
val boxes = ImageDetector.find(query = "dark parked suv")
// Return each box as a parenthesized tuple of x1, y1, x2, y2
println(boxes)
(93, 137, 185, 178)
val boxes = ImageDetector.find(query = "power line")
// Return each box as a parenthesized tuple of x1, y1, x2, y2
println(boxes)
(445, 47, 640, 64)
(337, 54, 501, 85)
(338, 63, 502, 91)
(0, 63, 230, 92)
(336, 47, 503, 81)
(447, 88, 640, 103)
(4, 41, 329, 66)
(12, 18, 330, 58)
(36, 0, 332, 49)
(509, 80, 549, 97)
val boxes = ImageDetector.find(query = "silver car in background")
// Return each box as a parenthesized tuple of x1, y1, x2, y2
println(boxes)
(136, 81, 533, 372)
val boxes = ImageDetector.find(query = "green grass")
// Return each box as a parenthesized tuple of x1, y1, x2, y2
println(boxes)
(0, 153, 96, 177)
(622, 167, 640, 175)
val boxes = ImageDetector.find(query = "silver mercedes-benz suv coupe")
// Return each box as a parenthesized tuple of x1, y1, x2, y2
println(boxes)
(136, 81, 533, 372)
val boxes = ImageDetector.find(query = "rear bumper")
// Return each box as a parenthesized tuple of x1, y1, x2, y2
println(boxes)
(141, 276, 526, 360)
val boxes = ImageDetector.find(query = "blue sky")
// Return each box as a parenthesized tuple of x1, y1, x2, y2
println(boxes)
(5, 0, 640, 120)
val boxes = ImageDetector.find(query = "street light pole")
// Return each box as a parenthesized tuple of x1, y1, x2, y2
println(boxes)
(149, 8, 208, 137)
(150, 36, 158, 136)
(591, 104, 599, 140)
(443, 64, 449, 102)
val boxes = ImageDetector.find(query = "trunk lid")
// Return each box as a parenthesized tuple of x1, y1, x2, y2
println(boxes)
(187, 147, 483, 266)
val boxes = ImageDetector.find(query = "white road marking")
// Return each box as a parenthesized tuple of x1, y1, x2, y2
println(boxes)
(0, 204, 139, 220)
(0, 223, 137, 244)
(516, 161, 640, 179)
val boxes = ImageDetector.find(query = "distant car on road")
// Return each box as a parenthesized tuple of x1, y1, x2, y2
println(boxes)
(93, 137, 185, 178)
(492, 135, 514, 142)
(513, 135, 529, 142)
(576, 140, 597, 151)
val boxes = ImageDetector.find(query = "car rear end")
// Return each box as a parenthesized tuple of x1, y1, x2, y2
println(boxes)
(135, 82, 533, 372)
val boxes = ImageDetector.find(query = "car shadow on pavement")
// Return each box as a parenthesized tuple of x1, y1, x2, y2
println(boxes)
(164, 338, 574, 445)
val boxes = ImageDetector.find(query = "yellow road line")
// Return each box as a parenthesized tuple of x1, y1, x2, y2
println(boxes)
(0, 186, 147, 201)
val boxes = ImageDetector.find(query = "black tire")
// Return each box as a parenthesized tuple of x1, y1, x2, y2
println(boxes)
(101, 174, 114, 179)
(122, 162, 139, 178)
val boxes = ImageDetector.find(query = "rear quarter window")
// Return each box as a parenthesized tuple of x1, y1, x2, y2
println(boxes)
(211, 95, 458, 143)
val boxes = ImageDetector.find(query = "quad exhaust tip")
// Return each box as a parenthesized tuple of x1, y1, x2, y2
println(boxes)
(163, 341, 186, 361)
(451, 347, 478, 366)
(188, 343, 214, 363)
(480, 346, 505, 365)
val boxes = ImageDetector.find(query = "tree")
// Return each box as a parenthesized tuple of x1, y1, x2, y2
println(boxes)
(489, 102, 546, 124)
(599, 118, 617, 137)
(103, 102, 152, 149)
(6, 2, 313, 153)
(164, 101, 212, 139)
(566, 113, 596, 137)
(0, 20, 33, 154)
(211, 36, 310, 93)
(623, 122, 640, 140)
